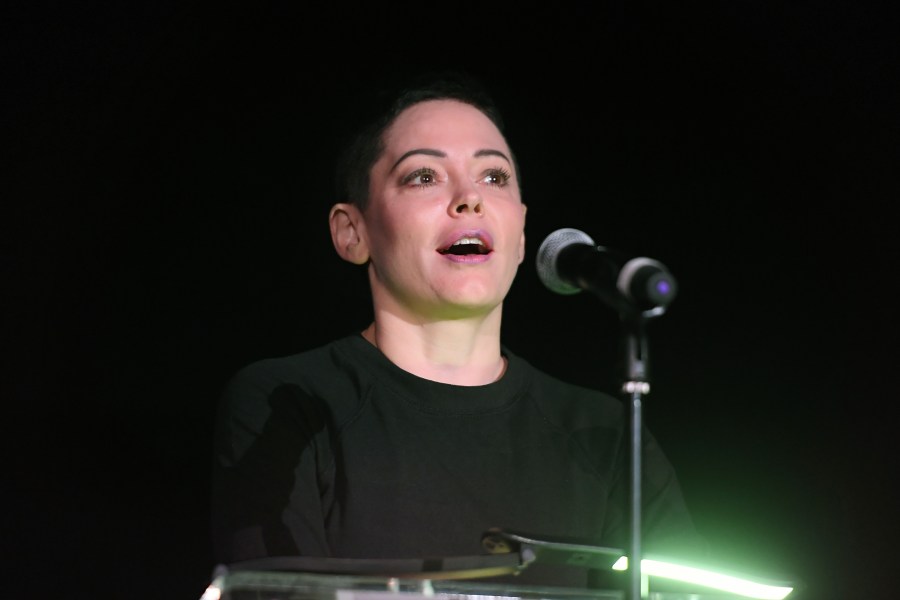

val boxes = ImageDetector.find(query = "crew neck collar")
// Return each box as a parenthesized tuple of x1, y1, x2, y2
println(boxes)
(337, 333, 528, 415)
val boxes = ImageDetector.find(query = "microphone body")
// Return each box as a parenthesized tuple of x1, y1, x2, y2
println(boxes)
(536, 228, 677, 313)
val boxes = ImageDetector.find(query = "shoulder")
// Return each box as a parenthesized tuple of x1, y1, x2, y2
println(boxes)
(217, 334, 372, 427)
(505, 346, 625, 428)
(226, 332, 372, 385)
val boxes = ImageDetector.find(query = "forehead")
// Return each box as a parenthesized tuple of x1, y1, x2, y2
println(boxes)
(381, 99, 511, 156)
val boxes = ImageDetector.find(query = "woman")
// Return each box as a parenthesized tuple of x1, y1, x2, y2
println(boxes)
(211, 72, 705, 588)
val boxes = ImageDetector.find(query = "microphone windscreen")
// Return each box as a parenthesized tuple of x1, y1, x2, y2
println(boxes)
(536, 228, 595, 295)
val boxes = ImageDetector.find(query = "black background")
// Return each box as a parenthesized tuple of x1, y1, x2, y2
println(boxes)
(4, 2, 897, 599)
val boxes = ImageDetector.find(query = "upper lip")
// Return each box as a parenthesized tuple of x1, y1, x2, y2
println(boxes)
(437, 230, 494, 254)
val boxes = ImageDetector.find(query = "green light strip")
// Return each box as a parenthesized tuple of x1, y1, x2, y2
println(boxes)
(611, 556, 793, 600)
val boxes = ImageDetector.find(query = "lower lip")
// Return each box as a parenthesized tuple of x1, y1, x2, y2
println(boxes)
(440, 252, 492, 264)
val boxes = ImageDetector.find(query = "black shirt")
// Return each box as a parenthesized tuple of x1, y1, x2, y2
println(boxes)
(211, 333, 705, 586)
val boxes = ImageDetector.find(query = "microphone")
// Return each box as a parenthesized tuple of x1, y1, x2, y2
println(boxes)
(536, 228, 678, 313)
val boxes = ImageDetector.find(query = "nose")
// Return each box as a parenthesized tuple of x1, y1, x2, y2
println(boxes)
(449, 186, 484, 217)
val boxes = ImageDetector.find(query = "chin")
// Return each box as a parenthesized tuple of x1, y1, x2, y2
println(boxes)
(438, 294, 504, 318)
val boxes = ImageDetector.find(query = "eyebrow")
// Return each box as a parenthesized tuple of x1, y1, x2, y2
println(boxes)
(390, 148, 512, 172)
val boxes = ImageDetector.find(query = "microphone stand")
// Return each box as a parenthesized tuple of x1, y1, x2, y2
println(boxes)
(619, 305, 667, 600)
(534, 229, 678, 600)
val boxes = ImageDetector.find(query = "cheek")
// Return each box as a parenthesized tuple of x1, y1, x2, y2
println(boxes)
(366, 211, 421, 262)
(504, 207, 527, 258)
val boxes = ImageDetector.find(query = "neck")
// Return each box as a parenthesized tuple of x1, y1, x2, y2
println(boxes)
(361, 308, 507, 386)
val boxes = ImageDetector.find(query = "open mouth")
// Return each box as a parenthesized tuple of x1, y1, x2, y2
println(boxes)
(438, 236, 492, 256)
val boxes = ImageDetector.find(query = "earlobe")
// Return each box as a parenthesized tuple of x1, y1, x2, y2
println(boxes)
(329, 203, 369, 265)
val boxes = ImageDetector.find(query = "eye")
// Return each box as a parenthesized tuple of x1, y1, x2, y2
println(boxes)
(401, 167, 439, 187)
(481, 168, 512, 187)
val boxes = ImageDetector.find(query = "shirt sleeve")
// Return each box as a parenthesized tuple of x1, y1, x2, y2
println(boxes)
(210, 362, 334, 563)
(601, 425, 709, 562)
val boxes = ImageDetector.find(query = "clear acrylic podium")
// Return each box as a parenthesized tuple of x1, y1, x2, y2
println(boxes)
(202, 567, 768, 600)
(199, 551, 786, 600)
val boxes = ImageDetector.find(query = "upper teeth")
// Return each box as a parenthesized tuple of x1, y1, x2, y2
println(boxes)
(453, 237, 483, 246)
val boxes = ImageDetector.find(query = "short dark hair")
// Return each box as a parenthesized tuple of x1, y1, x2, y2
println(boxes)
(333, 70, 521, 212)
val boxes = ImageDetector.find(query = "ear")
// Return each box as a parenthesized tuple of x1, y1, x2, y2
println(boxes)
(329, 203, 370, 265)
(517, 203, 528, 264)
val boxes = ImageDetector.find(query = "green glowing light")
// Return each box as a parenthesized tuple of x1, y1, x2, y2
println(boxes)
(611, 556, 793, 600)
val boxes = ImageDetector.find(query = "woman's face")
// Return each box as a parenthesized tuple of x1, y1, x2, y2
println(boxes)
(359, 99, 527, 321)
